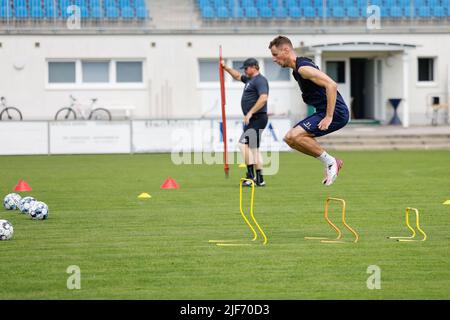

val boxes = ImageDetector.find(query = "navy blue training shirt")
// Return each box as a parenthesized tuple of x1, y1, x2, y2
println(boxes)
(292, 57, 347, 111)
(240, 74, 269, 115)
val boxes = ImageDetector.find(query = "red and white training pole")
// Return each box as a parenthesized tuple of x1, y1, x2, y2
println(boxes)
(219, 46, 229, 178)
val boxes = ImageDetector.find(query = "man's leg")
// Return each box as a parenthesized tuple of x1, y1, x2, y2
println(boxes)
(283, 126, 343, 186)
(239, 143, 256, 180)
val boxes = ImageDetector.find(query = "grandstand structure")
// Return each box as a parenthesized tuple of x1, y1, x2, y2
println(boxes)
(0, 1, 448, 33)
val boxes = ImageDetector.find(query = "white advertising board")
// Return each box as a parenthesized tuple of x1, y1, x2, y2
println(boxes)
(132, 120, 214, 153)
(0, 122, 48, 155)
(49, 121, 131, 154)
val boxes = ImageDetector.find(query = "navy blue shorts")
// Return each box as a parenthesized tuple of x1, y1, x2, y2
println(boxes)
(239, 113, 268, 148)
(295, 105, 349, 137)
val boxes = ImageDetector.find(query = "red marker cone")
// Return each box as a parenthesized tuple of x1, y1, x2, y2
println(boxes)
(160, 178, 179, 189)
(14, 180, 32, 192)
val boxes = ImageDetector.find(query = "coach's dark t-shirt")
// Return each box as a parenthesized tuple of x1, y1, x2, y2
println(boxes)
(240, 74, 269, 115)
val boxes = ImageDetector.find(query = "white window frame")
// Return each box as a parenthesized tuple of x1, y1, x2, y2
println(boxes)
(197, 58, 295, 89)
(416, 56, 437, 87)
(46, 58, 146, 90)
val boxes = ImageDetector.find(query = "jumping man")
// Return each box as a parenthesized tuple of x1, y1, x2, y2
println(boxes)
(221, 58, 269, 187)
(269, 36, 349, 186)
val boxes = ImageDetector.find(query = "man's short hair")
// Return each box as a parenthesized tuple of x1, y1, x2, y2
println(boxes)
(268, 36, 293, 49)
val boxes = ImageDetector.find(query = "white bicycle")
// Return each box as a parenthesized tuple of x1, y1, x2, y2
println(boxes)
(54, 95, 111, 121)
(0, 96, 23, 121)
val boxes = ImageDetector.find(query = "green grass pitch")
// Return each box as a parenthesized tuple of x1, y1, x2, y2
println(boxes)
(0, 151, 449, 299)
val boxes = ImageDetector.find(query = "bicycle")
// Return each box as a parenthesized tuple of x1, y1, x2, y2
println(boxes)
(0, 96, 23, 121)
(54, 95, 112, 121)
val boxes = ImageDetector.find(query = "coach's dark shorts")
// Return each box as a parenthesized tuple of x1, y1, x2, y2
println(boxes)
(239, 113, 268, 148)
(295, 105, 349, 137)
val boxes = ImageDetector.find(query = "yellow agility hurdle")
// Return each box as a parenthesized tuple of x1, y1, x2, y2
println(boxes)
(388, 207, 427, 242)
(209, 178, 268, 246)
(305, 197, 360, 244)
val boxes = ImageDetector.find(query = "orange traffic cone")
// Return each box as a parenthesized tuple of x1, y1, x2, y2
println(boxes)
(14, 180, 32, 192)
(160, 178, 179, 189)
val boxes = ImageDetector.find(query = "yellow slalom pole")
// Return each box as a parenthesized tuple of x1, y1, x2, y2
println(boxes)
(397, 208, 427, 242)
(240, 178, 258, 241)
(247, 179, 268, 245)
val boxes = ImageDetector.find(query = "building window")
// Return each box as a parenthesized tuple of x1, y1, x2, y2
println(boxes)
(418, 58, 434, 82)
(116, 61, 143, 83)
(82, 61, 110, 83)
(264, 58, 290, 81)
(199, 59, 218, 82)
(48, 62, 76, 83)
(326, 61, 346, 83)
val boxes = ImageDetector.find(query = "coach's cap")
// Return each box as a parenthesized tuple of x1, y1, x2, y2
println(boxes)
(240, 58, 259, 69)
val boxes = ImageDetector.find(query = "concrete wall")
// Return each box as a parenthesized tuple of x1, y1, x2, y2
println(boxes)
(0, 33, 449, 125)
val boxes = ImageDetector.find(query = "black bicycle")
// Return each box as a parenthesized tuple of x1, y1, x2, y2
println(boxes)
(55, 95, 111, 121)
(0, 96, 23, 121)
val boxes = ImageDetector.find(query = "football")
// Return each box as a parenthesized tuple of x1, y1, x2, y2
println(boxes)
(19, 196, 36, 214)
(3, 193, 22, 210)
(29, 201, 49, 220)
(0, 220, 14, 240)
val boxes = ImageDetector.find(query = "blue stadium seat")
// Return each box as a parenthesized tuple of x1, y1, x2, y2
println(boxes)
(0, 5, 12, 19)
(214, 0, 226, 7)
(134, 0, 146, 7)
(201, 6, 215, 18)
(289, 6, 301, 18)
(217, 5, 229, 18)
(432, 6, 445, 17)
(260, 6, 273, 17)
(271, 0, 283, 8)
(15, 6, 28, 19)
(300, 0, 313, 8)
(303, 6, 316, 18)
(286, 0, 298, 8)
(427, 0, 439, 7)
(256, 0, 269, 8)
(328, 0, 341, 7)
(418, 6, 431, 17)
(274, 5, 287, 17)
(89, 0, 102, 7)
(106, 6, 120, 18)
(383, 0, 396, 7)
(105, 0, 117, 8)
(314, 0, 324, 8)
(199, 0, 210, 7)
(120, 0, 131, 8)
(245, 6, 258, 18)
(343, 0, 354, 7)
(390, 6, 403, 18)
(230, 6, 244, 18)
(414, 0, 425, 7)
(332, 6, 345, 17)
(398, 0, 410, 8)
(347, 6, 360, 18)
(242, 0, 255, 7)
(136, 6, 148, 19)
(356, 0, 367, 7)
(30, 6, 44, 18)
(91, 6, 103, 18)
(121, 7, 135, 19)
(45, 5, 57, 18)
(369, 0, 382, 6)
(75, 0, 88, 7)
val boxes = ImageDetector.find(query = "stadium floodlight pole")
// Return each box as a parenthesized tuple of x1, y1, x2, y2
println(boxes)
(219, 46, 230, 178)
